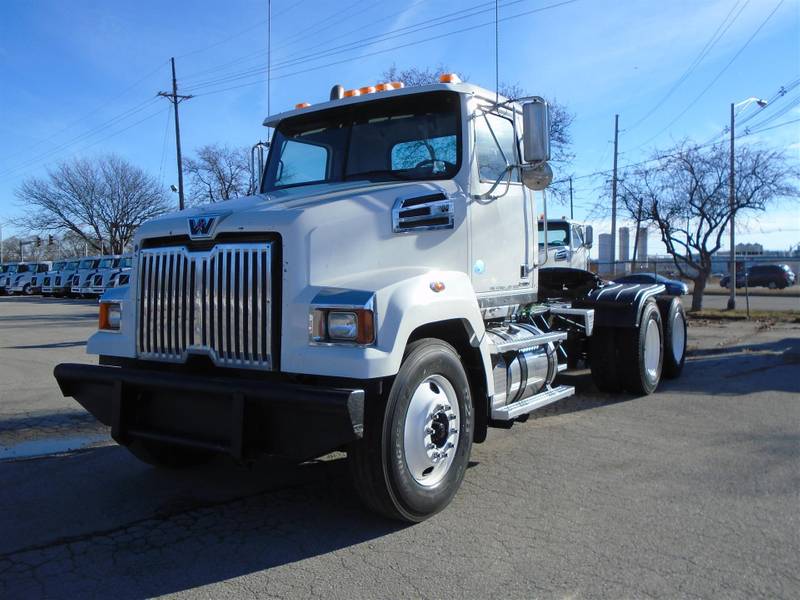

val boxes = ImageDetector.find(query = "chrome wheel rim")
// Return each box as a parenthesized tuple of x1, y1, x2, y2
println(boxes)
(671, 311, 685, 363)
(403, 374, 460, 487)
(644, 318, 661, 380)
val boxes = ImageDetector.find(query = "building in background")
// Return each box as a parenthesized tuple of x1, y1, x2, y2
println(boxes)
(636, 227, 648, 261)
(618, 227, 630, 262)
(598, 233, 613, 273)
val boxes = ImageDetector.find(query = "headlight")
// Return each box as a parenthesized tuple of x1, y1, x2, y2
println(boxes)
(99, 302, 121, 331)
(328, 311, 358, 340)
(310, 308, 375, 345)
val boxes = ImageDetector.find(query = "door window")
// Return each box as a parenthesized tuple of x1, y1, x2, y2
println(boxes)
(475, 113, 519, 182)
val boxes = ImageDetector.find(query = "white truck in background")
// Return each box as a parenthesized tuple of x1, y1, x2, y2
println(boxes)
(55, 76, 687, 522)
(538, 218, 592, 271)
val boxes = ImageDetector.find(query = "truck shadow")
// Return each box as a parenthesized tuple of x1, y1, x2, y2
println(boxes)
(0, 447, 402, 598)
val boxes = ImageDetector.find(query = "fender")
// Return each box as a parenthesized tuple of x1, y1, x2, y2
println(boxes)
(574, 282, 666, 328)
(283, 269, 495, 395)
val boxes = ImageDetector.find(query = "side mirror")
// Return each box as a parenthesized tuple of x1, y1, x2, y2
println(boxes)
(521, 162, 553, 191)
(585, 225, 593, 248)
(522, 98, 550, 163)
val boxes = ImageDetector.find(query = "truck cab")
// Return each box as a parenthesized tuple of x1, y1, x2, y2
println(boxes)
(56, 77, 687, 522)
(40, 261, 67, 296)
(9, 262, 50, 295)
(538, 218, 592, 271)
(70, 257, 102, 297)
(85, 255, 128, 297)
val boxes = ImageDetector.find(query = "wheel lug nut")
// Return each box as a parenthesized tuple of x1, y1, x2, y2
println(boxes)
(443, 404, 452, 411)
(426, 443, 435, 450)
(446, 442, 454, 449)
(450, 428, 458, 434)
(425, 427, 434, 435)
(448, 414, 456, 420)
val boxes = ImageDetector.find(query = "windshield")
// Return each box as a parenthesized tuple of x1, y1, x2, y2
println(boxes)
(537, 222, 570, 247)
(120, 257, 133, 269)
(0, 266, 8, 274)
(65, 261, 79, 270)
(99, 258, 116, 268)
(78, 259, 97, 269)
(262, 91, 461, 191)
(52, 262, 65, 271)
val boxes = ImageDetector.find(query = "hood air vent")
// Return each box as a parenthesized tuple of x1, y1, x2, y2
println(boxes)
(392, 193, 454, 233)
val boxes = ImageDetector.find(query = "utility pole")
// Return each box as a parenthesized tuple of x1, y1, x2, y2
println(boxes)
(610, 114, 619, 270)
(158, 57, 193, 211)
(568, 177, 574, 220)
(727, 102, 736, 310)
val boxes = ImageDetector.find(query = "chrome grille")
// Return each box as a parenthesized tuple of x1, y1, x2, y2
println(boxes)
(137, 242, 273, 370)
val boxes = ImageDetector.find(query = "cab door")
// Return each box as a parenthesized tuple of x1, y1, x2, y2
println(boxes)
(468, 107, 535, 300)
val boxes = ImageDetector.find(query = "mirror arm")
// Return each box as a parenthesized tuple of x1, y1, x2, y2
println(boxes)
(474, 164, 519, 200)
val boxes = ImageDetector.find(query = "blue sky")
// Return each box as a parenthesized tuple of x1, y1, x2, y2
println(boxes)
(1, 0, 798, 254)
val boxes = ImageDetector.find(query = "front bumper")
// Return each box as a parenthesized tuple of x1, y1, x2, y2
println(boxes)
(54, 363, 365, 461)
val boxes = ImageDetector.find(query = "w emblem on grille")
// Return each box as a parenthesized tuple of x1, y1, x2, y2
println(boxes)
(188, 215, 217, 238)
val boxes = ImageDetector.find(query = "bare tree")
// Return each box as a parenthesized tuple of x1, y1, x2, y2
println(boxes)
(184, 144, 255, 205)
(617, 141, 798, 311)
(15, 155, 169, 254)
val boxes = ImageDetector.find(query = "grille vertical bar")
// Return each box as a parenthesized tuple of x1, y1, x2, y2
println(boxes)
(137, 243, 273, 369)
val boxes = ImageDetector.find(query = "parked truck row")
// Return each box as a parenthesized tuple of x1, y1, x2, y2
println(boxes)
(55, 76, 688, 522)
(0, 255, 132, 298)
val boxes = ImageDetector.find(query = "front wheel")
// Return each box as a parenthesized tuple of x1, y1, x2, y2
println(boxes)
(348, 338, 473, 522)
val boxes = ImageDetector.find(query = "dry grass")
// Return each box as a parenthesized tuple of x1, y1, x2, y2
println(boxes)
(687, 309, 800, 323)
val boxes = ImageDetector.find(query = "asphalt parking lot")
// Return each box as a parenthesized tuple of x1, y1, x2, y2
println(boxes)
(0, 296, 798, 599)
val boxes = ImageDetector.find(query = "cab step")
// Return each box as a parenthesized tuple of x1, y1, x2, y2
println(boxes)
(491, 384, 575, 421)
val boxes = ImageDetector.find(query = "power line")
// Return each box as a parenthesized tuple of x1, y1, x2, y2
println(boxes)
(179, 0, 374, 84)
(0, 60, 168, 164)
(191, 0, 580, 97)
(0, 97, 161, 180)
(627, 0, 749, 131)
(636, 0, 785, 149)
(557, 116, 799, 186)
(182, 0, 536, 93)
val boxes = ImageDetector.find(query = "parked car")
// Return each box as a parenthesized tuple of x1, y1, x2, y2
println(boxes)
(721, 264, 796, 289)
(612, 273, 689, 296)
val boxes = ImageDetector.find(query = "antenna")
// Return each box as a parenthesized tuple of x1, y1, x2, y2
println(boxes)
(495, 0, 499, 103)
(267, 0, 272, 127)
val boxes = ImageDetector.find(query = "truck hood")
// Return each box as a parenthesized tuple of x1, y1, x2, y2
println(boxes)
(136, 179, 460, 243)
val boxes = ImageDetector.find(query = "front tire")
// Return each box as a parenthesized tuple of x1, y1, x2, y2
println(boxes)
(348, 338, 473, 522)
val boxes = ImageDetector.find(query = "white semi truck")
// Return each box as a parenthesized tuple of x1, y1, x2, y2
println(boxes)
(55, 77, 687, 522)
(539, 217, 592, 271)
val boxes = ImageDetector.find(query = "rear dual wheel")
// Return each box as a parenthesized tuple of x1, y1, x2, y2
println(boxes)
(590, 299, 666, 395)
(348, 338, 473, 522)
